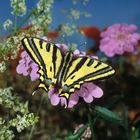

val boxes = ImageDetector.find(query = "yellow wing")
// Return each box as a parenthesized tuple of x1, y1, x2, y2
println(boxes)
(59, 52, 115, 101)
(22, 37, 64, 92)
(22, 37, 115, 108)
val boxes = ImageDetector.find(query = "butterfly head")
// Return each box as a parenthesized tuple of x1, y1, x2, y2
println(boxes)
(46, 80, 70, 105)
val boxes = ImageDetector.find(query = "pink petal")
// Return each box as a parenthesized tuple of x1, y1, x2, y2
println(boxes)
(68, 93, 79, 108)
(84, 94, 94, 103)
(48, 88, 55, 98)
(16, 63, 29, 76)
(73, 49, 80, 56)
(30, 67, 39, 81)
(83, 83, 96, 91)
(50, 93, 60, 106)
(77, 86, 87, 97)
(91, 55, 98, 59)
(61, 44, 69, 52)
(115, 46, 124, 55)
(104, 47, 115, 57)
(42, 36, 49, 41)
(19, 59, 25, 64)
(128, 24, 137, 32)
(124, 45, 134, 52)
(60, 97, 67, 107)
(21, 51, 28, 58)
(91, 86, 103, 98)
(101, 32, 108, 37)
(56, 44, 69, 52)
(132, 33, 140, 41)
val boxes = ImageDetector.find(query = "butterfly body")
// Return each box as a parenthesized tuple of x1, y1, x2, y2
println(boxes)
(22, 37, 115, 107)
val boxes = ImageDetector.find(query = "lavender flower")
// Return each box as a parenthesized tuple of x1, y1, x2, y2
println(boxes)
(48, 82, 103, 108)
(99, 24, 140, 57)
(16, 51, 39, 81)
(76, 83, 103, 103)
(17, 43, 103, 108)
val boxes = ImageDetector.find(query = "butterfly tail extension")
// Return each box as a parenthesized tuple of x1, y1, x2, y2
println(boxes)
(32, 83, 48, 95)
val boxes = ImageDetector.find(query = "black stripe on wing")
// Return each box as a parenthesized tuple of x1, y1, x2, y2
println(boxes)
(52, 45, 57, 78)
(64, 57, 88, 82)
(22, 37, 48, 80)
(70, 66, 114, 88)
(57, 51, 72, 85)
(55, 53, 64, 79)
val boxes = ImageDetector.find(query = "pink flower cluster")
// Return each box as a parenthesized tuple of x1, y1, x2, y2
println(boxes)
(48, 83, 103, 108)
(16, 51, 39, 81)
(16, 43, 103, 108)
(99, 24, 140, 57)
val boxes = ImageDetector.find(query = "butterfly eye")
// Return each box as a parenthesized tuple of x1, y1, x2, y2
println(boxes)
(44, 79, 52, 86)
(62, 85, 69, 92)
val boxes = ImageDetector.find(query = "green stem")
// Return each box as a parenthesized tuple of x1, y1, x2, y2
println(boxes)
(87, 105, 98, 140)
(0, 23, 2, 35)
(17, 12, 32, 30)
(14, 15, 17, 34)
(13, 10, 34, 35)
(122, 105, 129, 140)
(28, 95, 44, 140)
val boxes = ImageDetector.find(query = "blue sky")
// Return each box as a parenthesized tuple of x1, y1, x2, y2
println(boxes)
(52, 0, 140, 29)
(0, 0, 140, 48)
(1, 0, 140, 50)
(1, 0, 140, 31)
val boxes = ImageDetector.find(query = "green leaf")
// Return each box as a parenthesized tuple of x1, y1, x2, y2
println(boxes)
(94, 106, 122, 123)
(129, 127, 140, 140)
(64, 124, 87, 140)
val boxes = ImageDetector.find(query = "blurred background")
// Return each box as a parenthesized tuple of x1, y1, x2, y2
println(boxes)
(0, 0, 140, 140)
(1, 0, 140, 30)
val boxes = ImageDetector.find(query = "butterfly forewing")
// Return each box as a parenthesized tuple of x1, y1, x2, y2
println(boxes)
(22, 37, 64, 90)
